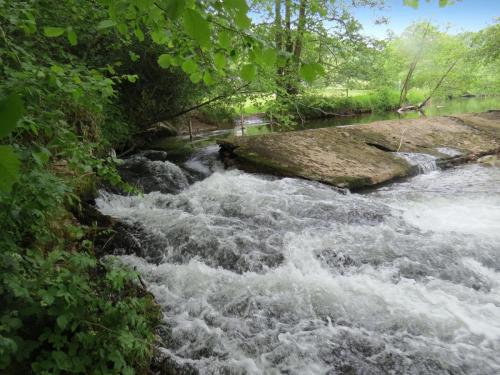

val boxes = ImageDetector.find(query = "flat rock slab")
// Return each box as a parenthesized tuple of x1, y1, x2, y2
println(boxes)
(218, 111, 500, 189)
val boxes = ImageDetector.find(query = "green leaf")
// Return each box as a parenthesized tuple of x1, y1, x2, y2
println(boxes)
(126, 74, 138, 83)
(158, 54, 173, 68)
(134, 27, 145, 41)
(52, 351, 71, 370)
(67, 28, 77, 46)
(255, 47, 277, 67)
(129, 51, 140, 62)
(0, 94, 24, 138)
(219, 31, 231, 50)
(240, 64, 256, 82)
(43, 27, 65, 37)
(118, 23, 128, 34)
(403, 0, 419, 8)
(50, 65, 64, 74)
(223, 0, 249, 12)
(97, 19, 116, 29)
(32, 150, 50, 166)
(181, 59, 198, 74)
(223, 0, 250, 30)
(203, 70, 215, 85)
(56, 315, 69, 330)
(164, 0, 186, 19)
(40, 290, 55, 306)
(0, 146, 21, 193)
(151, 29, 168, 44)
(262, 48, 277, 66)
(299, 62, 324, 82)
(183, 9, 210, 47)
(190, 72, 202, 83)
(234, 12, 251, 29)
(214, 53, 226, 70)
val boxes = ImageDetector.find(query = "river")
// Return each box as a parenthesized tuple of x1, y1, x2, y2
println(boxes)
(96, 144, 500, 374)
(244, 96, 500, 136)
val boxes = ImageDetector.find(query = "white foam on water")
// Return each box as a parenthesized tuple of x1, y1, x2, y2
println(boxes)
(394, 152, 439, 173)
(97, 162, 500, 374)
(183, 145, 223, 177)
(436, 147, 463, 157)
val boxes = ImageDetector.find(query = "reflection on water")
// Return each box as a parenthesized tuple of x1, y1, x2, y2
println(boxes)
(245, 96, 500, 136)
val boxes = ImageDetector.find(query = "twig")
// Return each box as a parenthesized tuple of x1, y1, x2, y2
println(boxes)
(397, 128, 408, 152)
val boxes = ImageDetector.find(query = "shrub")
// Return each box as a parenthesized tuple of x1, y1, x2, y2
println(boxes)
(0, 2, 160, 374)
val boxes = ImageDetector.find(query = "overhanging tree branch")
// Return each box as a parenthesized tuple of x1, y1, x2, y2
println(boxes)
(146, 83, 250, 126)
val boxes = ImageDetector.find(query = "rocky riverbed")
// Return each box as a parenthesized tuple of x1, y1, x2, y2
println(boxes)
(219, 111, 500, 189)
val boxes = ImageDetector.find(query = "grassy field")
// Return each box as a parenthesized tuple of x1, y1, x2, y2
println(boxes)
(236, 88, 372, 114)
(309, 87, 373, 97)
(233, 87, 428, 118)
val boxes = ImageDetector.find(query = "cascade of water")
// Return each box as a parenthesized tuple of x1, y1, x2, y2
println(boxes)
(97, 159, 500, 375)
(394, 152, 439, 173)
(118, 153, 189, 194)
(183, 144, 224, 178)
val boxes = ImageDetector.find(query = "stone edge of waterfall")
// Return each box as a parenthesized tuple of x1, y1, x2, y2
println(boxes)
(218, 110, 500, 190)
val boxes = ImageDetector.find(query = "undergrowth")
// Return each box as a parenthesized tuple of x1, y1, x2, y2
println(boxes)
(0, 2, 160, 373)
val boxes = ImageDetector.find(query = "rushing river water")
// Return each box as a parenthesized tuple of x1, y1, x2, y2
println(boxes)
(97, 147, 500, 375)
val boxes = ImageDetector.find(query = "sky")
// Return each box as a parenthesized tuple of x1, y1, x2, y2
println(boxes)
(351, 0, 500, 38)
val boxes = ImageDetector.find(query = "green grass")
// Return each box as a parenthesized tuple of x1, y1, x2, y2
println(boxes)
(293, 88, 428, 119)
(236, 95, 274, 114)
(231, 87, 429, 118)
(308, 86, 373, 98)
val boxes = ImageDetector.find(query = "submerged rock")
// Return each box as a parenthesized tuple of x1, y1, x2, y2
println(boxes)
(219, 111, 500, 190)
(138, 149, 170, 162)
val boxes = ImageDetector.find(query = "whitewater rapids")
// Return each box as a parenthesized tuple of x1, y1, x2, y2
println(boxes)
(97, 149, 500, 375)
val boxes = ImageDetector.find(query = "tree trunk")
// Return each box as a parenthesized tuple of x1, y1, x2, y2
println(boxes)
(293, 0, 306, 71)
(399, 23, 431, 106)
(284, 0, 292, 54)
(284, 0, 306, 96)
(275, 0, 284, 96)
(275, 0, 283, 53)
(282, 0, 294, 95)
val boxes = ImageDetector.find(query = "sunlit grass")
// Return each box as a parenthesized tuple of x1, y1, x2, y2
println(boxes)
(235, 95, 274, 114)
(231, 87, 429, 116)
(309, 86, 373, 97)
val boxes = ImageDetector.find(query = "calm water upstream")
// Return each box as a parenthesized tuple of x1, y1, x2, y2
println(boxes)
(97, 145, 500, 374)
(245, 96, 500, 136)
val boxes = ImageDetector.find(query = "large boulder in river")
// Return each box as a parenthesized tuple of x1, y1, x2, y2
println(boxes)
(218, 111, 500, 190)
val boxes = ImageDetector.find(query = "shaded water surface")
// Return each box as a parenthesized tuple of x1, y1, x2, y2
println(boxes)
(97, 148, 500, 374)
